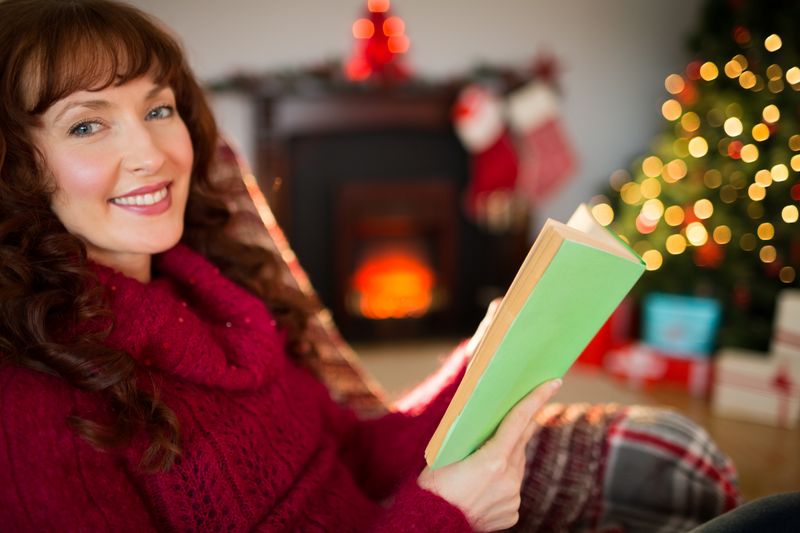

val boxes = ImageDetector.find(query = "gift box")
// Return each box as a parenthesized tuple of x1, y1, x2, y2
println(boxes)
(771, 289, 800, 365)
(604, 342, 711, 396)
(642, 293, 721, 358)
(712, 347, 800, 428)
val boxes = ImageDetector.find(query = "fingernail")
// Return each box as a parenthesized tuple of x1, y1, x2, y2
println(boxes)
(547, 379, 563, 393)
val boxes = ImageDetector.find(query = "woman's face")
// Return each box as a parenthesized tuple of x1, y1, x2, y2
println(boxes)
(32, 76, 193, 277)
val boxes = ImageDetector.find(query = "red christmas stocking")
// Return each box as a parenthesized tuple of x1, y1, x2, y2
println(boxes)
(507, 81, 577, 204)
(452, 85, 519, 222)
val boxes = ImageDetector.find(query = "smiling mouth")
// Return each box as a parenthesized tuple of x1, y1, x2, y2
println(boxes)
(110, 185, 169, 206)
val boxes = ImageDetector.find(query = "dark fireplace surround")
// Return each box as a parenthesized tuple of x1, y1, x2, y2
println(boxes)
(254, 86, 528, 340)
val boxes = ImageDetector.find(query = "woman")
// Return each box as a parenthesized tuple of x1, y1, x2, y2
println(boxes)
(0, 1, 556, 531)
(0, 1, 739, 532)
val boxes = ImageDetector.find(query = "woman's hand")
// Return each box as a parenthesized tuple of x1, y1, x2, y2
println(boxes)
(418, 378, 562, 531)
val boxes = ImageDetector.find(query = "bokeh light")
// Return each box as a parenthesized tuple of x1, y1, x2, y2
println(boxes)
(664, 205, 685, 226)
(759, 245, 777, 263)
(663, 159, 688, 182)
(757, 222, 775, 240)
(739, 71, 756, 89)
(748, 183, 766, 200)
(752, 123, 770, 141)
(764, 34, 782, 52)
(720, 185, 738, 203)
(610, 169, 630, 190)
(665, 74, 685, 94)
(642, 199, 665, 221)
(748, 202, 765, 219)
(724, 117, 743, 136)
(641, 177, 662, 199)
(700, 62, 719, 81)
(681, 112, 701, 131)
(782, 205, 799, 223)
(689, 137, 709, 157)
(725, 60, 743, 78)
(704, 169, 723, 188)
(666, 234, 687, 255)
(621, 182, 643, 204)
(771, 163, 789, 182)
(755, 169, 773, 187)
(694, 199, 714, 219)
(740, 144, 759, 162)
(713, 225, 732, 244)
(642, 249, 663, 271)
(787, 67, 800, 85)
(767, 64, 783, 80)
(686, 222, 709, 246)
(591, 203, 614, 226)
(352, 18, 375, 39)
(740, 233, 757, 251)
(642, 156, 663, 178)
(662, 99, 682, 121)
(762, 104, 780, 123)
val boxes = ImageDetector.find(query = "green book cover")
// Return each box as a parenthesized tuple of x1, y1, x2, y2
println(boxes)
(425, 205, 645, 469)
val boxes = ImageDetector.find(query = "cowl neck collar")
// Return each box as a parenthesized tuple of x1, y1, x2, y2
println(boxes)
(89, 243, 286, 390)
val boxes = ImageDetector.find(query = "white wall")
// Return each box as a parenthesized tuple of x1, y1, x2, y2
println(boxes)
(130, 0, 703, 222)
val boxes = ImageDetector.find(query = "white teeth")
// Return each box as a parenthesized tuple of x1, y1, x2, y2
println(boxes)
(111, 186, 168, 207)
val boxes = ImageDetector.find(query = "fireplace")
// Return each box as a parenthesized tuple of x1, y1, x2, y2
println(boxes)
(254, 86, 529, 339)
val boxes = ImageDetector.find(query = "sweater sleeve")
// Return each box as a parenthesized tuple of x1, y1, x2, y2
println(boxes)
(366, 477, 474, 532)
(325, 341, 471, 501)
(0, 367, 160, 533)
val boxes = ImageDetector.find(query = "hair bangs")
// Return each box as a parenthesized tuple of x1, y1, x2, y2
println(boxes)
(22, 1, 184, 116)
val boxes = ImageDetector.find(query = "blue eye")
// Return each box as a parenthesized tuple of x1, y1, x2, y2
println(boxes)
(147, 105, 174, 120)
(68, 121, 102, 137)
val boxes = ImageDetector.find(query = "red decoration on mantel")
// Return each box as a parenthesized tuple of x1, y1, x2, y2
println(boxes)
(345, 0, 411, 83)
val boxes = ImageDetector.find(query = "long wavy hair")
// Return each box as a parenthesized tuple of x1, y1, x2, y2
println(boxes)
(0, 0, 316, 471)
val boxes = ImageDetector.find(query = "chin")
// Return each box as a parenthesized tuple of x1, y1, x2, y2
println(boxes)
(132, 223, 185, 255)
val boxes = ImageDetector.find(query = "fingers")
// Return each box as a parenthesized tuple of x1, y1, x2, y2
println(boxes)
(487, 378, 562, 456)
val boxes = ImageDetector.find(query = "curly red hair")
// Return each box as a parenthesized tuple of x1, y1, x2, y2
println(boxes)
(0, 0, 315, 471)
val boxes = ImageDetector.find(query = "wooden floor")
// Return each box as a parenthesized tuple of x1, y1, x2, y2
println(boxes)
(355, 338, 800, 502)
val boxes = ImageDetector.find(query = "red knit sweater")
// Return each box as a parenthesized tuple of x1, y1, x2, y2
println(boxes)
(0, 244, 473, 532)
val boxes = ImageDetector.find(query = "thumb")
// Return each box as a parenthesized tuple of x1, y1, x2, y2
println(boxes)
(485, 379, 562, 456)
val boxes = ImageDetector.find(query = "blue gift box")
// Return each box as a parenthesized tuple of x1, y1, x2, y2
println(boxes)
(642, 293, 722, 358)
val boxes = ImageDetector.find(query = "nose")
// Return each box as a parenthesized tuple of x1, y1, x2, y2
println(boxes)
(122, 121, 166, 176)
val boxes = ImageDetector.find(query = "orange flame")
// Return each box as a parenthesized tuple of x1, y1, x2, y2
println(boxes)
(350, 249, 435, 319)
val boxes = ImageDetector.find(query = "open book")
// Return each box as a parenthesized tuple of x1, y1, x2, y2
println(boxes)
(425, 204, 645, 469)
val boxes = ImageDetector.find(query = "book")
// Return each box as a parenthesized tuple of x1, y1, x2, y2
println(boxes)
(425, 204, 645, 469)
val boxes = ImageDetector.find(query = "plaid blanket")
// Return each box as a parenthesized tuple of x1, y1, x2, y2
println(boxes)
(510, 404, 741, 532)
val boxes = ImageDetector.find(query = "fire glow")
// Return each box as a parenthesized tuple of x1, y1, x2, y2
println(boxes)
(350, 249, 435, 320)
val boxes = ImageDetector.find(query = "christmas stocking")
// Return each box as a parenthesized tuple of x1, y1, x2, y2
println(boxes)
(507, 81, 576, 204)
(452, 85, 519, 222)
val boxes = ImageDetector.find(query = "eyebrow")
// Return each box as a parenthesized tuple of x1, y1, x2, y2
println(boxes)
(52, 84, 170, 124)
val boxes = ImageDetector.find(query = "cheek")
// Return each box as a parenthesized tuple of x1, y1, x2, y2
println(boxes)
(48, 148, 117, 208)
(168, 123, 195, 176)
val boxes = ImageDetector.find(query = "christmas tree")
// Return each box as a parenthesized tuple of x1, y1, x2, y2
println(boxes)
(598, 0, 800, 351)
(345, 0, 410, 83)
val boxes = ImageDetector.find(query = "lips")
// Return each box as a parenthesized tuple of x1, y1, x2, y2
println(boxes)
(110, 181, 171, 201)
(109, 181, 173, 215)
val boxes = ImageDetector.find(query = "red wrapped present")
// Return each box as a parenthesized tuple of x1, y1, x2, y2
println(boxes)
(603, 342, 711, 396)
